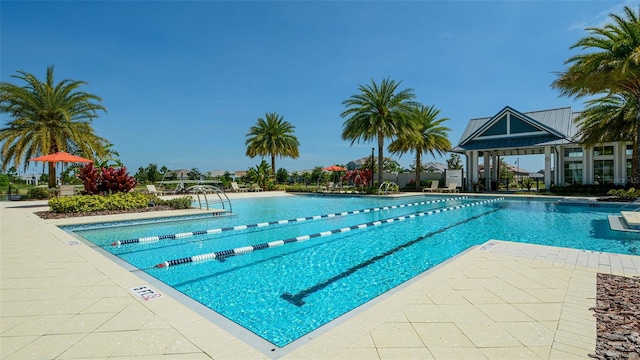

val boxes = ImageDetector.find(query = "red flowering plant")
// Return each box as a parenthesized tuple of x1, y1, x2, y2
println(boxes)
(341, 168, 372, 188)
(78, 163, 138, 195)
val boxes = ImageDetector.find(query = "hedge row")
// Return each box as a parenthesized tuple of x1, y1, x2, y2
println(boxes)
(48, 193, 194, 214)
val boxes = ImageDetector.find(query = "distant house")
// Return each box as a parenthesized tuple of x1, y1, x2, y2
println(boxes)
(346, 157, 369, 171)
(422, 162, 446, 172)
(453, 106, 632, 191)
(166, 169, 190, 180)
(207, 170, 227, 178)
(19, 173, 43, 185)
(346, 156, 402, 172)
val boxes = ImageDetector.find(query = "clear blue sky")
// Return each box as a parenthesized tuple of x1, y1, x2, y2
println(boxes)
(2, 1, 637, 175)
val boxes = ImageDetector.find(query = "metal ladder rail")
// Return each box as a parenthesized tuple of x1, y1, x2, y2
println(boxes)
(186, 185, 232, 213)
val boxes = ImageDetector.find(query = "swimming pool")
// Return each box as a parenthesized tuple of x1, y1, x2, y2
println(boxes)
(66, 194, 639, 348)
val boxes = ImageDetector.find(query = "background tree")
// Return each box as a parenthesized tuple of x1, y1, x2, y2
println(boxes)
(389, 104, 451, 190)
(310, 166, 327, 185)
(551, 5, 640, 182)
(341, 77, 417, 185)
(276, 167, 289, 184)
(187, 167, 203, 180)
(247, 160, 274, 190)
(0, 66, 108, 187)
(447, 153, 463, 170)
(93, 142, 122, 169)
(245, 112, 300, 174)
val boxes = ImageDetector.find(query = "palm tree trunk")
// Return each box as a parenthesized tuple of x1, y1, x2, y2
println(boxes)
(48, 162, 56, 188)
(634, 93, 640, 184)
(415, 152, 421, 190)
(271, 155, 276, 178)
(377, 132, 384, 186)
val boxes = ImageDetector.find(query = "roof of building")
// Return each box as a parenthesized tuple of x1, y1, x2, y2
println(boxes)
(452, 106, 581, 153)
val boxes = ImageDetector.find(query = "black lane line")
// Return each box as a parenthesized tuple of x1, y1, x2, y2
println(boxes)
(280, 207, 502, 306)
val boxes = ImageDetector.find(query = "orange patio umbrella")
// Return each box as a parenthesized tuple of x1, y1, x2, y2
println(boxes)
(29, 151, 93, 186)
(29, 151, 93, 164)
(323, 165, 347, 182)
(323, 165, 347, 172)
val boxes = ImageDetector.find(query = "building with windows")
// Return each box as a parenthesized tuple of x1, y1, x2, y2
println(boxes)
(452, 106, 632, 191)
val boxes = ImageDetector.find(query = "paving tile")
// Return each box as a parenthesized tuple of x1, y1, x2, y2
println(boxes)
(513, 303, 563, 321)
(4, 333, 85, 360)
(479, 346, 543, 359)
(413, 323, 474, 348)
(524, 288, 567, 303)
(427, 287, 469, 305)
(48, 312, 113, 334)
(348, 333, 375, 348)
(0, 335, 37, 359)
(370, 322, 424, 348)
(490, 287, 541, 303)
(456, 321, 521, 347)
(476, 303, 533, 322)
(378, 347, 435, 359)
(1, 314, 72, 336)
(403, 304, 451, 323)
(428, 346, 489, 359)
(458, 289, 506, 304)
(499, 321, 556, 347)
(550, 342, 593, 358)
(332, 346, 382, 359)
(437, 304, 492, 323)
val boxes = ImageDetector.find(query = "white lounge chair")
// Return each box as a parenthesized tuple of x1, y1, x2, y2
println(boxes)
(146, 184, 165, 195)
(422, 180, 439, 192)
(439, 182, 459, 193)
(231, 182, 249, 192)
(250, 184, 263, 192)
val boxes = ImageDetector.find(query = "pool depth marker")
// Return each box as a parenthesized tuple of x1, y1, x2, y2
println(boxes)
(154, 197, 503, 268)
(112, 196, 468, 246)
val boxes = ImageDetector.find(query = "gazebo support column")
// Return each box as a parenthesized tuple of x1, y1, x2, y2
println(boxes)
(484, 152, 491, 191)
(544, 146, 552, 189)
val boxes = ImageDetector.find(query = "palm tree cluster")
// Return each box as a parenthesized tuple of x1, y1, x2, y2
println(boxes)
(0, 66, 109, 187)
(341, 78, 451, 189)
(552, 5, 640, 183)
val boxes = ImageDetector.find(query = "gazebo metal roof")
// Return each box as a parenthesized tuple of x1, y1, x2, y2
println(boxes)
(452, 106, 581, 156)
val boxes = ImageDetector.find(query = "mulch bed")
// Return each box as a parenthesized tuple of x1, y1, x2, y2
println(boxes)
(589, 273, 640, 359)
(34, 205, 175, 220)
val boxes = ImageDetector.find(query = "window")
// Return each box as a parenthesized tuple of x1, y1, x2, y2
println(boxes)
(564, 161, 583, 185)
(626, 144, 633, 156)
(594, 146, 614, 156)
(593, 159, 614, 184)
(564, 147, 583, 158)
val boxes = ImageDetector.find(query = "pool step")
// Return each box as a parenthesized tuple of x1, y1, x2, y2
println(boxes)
(608, 214, 640, 233)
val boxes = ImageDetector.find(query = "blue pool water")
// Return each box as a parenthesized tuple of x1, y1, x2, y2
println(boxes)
(67, 194, 639, 347)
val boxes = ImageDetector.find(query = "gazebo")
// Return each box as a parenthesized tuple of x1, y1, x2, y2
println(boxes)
(452, 106, 632, 191)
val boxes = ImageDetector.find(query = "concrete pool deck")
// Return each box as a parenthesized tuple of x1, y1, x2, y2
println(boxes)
(1, 192, 639, 359)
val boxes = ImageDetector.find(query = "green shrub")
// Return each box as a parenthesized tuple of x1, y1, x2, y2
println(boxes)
(607, 188, 640, 201)
(49, 192, 151, 213)
(155, 196, 193, 209)
(27, 187, 50, 199)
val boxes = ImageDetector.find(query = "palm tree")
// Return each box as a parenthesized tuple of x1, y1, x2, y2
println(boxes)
(93, 142, 122, 169)
(389, 104, 451, 190)
(341, 77, 417, 185)
(551, 5, 640, 182)
(0, 66, 107, 187)
(575, 93, 636, 146)
(245, 112, 300, 175)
